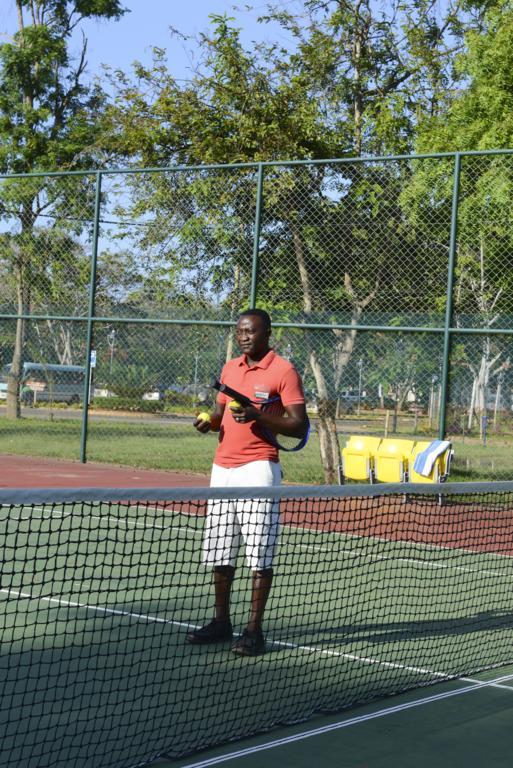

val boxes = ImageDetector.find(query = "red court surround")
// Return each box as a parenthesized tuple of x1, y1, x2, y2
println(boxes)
(0, 454, 209, 489)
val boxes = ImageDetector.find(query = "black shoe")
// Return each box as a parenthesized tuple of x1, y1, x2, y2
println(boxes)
(186, 619, 233, 645)
(232, 628, 266, 657)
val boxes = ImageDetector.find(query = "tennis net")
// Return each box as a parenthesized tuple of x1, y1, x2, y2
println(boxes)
(1, 481, 513, 767)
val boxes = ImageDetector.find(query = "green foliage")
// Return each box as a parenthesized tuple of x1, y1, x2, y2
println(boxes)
(163, 391, 198, 409)
(416, 0, 513, 152)
(0, 0, 124, 414)
(107, 363, 158, 398)
(2, 1, 513, 473)
(97, 4, 481, 481)
(106, 4, 457, 165)
(91, 396, 164, 413)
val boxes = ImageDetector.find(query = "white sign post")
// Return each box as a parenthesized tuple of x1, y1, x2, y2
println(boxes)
(89, 350, 96, 403)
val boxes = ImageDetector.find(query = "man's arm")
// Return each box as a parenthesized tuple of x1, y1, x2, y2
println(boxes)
(230, 402, 308, 439)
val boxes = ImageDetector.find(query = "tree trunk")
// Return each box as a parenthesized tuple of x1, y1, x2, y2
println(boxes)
(467, 376, 476, 431)
(6, 272, 29, 419)
(333, 326, 358, 390)
(290, 213, 378, 482)
(7, 200, 36, 418)
(59, 323, 73, 365)
(290, 222, 341, 482)
(467, 337, 495, 434)
(225, 264, 242, 363)
(351, 0, 371, 155)
(310, 347, 340, 483)
(475, 353, 488, 441)
(7, 4, 37, 417)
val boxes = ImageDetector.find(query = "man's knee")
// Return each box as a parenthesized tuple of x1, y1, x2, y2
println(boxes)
(214, 565, 235, 578)
(254, 568, 273, 579)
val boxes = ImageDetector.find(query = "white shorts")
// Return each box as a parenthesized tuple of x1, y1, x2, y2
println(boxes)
(202, 460, 282, 571)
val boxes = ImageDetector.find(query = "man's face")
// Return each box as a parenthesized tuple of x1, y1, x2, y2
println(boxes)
(235, 315, 271, 359)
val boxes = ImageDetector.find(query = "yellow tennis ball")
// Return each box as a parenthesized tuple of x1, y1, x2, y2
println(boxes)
(228, 400, 241, 410)
(197, 412, 211, 423)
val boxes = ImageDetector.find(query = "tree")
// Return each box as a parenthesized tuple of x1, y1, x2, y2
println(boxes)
(416, 0, 513, 154)
(103, 4, 467, 480)
(413, 1, 513, 433)
(0, 0, 125, 418)
(0, 227, 92, 364)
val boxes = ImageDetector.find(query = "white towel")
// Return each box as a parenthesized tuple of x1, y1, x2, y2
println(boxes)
(413, 440, 451, 477)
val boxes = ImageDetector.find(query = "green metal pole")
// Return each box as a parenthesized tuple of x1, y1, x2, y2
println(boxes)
(249, 163, 264, 308)
(80, 172, 102, 463)
(439, 153, 462, 439)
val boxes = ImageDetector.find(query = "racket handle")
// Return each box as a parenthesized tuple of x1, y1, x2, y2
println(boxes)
(212, 380, 252, 407)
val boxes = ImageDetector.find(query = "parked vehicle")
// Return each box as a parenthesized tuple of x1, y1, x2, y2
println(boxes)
(180, 383, 210, 403)
(0, 362, 85, 405)
(338, 391, 365, 414)
(304, 389, 366, 415)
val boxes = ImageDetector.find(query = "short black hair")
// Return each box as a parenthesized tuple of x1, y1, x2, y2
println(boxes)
(238, 308, 272, 330)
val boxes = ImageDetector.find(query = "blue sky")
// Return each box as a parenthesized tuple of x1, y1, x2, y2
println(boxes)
(0, 1, 297, 82)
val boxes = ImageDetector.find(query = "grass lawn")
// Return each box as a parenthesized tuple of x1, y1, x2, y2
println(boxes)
(1, 412, 512, 483)
(0, 415, 326, 484)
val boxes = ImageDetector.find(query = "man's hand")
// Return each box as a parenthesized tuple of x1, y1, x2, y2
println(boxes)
(193, 413, 212, 433)
(193, 406, 224, 433)
(229, 403, 259, 424)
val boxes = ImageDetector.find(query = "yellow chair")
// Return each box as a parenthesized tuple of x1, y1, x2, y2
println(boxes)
(341, 436, 382, 482)
(374, 438, 416, 483)
(408, 441, 453, 483)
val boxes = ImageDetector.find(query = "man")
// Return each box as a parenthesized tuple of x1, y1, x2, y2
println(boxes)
(186, 308, 308, 656)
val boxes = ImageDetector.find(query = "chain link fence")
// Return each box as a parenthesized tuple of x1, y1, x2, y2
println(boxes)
(1, 152, 513, 483)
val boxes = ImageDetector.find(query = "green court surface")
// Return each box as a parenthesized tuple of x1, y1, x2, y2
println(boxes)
(162, 666, 513, 768)
(0, 492, 512, 767)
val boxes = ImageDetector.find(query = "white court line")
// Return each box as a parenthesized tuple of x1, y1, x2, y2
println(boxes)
(10, 506, 198, 536)
(287, 522, 513, 562)
(297, 542, 513, 580)
(5, 502, 513, 678)
(7, 504, 513, 668)
(6, 504, 513, 676)
(140, 500, 513, 565)
(21, 506, 513, 582)
(0, 587, 199, 631)
(0, 587, 448, 677)
(11, 505, 513, 584)
(265, 637, 448, 677)
(460, 674, 513, 691)
(178, 671, 513, 768)
(18, 507, 504, 579)
(2, 586, 512, 684)
(11, 500, 513, 564)
(5, 584, 513, 766)
(7, 498, 513, 564)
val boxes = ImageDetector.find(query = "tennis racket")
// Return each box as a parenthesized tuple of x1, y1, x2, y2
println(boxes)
(212, 379, 310, 452)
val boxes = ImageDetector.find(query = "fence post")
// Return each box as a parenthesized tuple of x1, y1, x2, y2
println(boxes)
(439, 152, 461, 439)
(80, 171, 102, 463)
(249, 163, 264, 308)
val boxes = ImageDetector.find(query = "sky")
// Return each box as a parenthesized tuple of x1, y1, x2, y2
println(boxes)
(0, 0, 298, 83)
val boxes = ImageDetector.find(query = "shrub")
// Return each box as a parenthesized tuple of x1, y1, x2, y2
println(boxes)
(91, 397, 164, 413)
(108, 364, 158, 399)
(163, 391, 196, 408)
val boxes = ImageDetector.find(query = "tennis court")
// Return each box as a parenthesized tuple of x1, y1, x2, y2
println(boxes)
(1, 483, 513, 767)
(163, 667, 513, 768)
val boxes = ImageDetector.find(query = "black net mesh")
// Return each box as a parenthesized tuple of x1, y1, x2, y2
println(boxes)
(0, 482, 513, 767)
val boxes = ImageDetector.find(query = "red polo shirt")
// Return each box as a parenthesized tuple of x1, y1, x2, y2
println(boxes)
(214, 349, 305, 468)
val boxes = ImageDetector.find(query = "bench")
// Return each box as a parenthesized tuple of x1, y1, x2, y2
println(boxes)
(340, 437, 453, 484)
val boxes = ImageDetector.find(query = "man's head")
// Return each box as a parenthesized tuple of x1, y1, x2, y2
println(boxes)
(236, 309, 272, 361)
